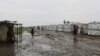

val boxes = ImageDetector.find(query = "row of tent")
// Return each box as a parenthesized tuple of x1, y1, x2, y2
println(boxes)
(43, 24, 73, 32)
(41, 21, 100, 36)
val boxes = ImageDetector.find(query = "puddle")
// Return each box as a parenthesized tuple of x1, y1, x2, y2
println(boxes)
(35, 44, 52, 51)
(35, 36, 44, 40)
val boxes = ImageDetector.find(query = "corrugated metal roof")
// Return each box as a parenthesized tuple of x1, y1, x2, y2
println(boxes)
(0, 20, 22, 25)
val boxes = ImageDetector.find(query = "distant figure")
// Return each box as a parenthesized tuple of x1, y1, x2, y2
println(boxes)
(72, 24, 79, 42)
(37, 26, 40, 30)
(42, 27, 44, 31)
(72, 24, 79, 36)
(31, 28, 34, 37)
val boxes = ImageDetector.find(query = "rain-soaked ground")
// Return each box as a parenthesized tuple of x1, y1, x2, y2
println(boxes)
(0, 31, 100, 56)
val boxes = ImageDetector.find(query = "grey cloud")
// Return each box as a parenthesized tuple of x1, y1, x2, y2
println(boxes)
(0, 0, 100, 26)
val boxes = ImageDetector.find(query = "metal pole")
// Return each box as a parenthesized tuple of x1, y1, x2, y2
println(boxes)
(20, 25, 22, 41)
(17, 25, 18, 42)
(16, 25, 20, 56)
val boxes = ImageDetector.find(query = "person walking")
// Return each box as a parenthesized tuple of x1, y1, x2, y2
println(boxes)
(37, 26, 40, 30)
(37, 26, 40, 35)
(72, 24, 79, 42)
(31, 28, 34, 37)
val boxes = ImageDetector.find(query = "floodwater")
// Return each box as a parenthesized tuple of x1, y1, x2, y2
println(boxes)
(0, 31, 100, 56)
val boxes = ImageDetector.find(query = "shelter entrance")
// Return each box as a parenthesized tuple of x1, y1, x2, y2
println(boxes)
(7, 24, 15, 43)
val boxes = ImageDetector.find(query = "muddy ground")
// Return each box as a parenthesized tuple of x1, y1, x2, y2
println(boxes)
(0, 30, 100, 56)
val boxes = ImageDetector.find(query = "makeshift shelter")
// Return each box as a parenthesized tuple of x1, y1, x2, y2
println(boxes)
(0, 20, 22, 42)
(57, 24, 64, 31)
(88, 21, 100, 35)
(82, 24, 88, 35)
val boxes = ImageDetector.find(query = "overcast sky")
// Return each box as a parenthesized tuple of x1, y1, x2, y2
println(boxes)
(0, 0, 100, 26)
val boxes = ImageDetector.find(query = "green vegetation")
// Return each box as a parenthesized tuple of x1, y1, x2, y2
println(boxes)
(14, 27, 23, 35)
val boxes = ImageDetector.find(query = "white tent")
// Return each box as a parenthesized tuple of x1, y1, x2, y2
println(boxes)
(88, 21, 100, 35)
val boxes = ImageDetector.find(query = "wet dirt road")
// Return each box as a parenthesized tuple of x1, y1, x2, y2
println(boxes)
(0, 31, 100, 56)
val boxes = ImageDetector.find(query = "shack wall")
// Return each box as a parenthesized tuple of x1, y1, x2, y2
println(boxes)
(83, 24, 88, 34)
(0, 24, 8, 41)
(57, 24, 63, 31)
(88, 23, 100, 35)
(63, 24, 71, 32)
